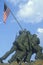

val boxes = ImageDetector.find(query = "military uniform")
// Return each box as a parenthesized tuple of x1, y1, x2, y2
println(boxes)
(23, 34, 42, 62)
(0, 30, 30, 63)
(31, 34, 42, 59)
(0, 30, 43, 63)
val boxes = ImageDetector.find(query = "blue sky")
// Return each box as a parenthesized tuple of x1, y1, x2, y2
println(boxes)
(0, 0, 43, 63)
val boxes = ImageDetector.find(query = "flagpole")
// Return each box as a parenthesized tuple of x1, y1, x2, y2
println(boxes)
(10, 10, 23, 30)
(4, 2, 23, 30)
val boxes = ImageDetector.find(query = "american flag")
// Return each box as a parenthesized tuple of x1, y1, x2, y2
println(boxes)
(3, 3, 10, 23)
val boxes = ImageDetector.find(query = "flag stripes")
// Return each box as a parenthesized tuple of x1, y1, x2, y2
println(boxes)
(3, 3, 10, 23)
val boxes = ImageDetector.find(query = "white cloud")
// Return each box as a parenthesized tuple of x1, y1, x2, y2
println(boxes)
(37, 28, 43, 47)
(37, 28, 43, 33)
(18, 0, 34, 17)
(7, 0, 43, 23)
(17, 0, 43, 23)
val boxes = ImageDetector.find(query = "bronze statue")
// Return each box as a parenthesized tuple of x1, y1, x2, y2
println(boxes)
(0, 29, 43, 63)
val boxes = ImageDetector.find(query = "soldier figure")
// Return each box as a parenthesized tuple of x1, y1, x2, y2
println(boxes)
(0, 29, 30, 63)
(0, 29, 43, 63)
(24, 34, 42, 62)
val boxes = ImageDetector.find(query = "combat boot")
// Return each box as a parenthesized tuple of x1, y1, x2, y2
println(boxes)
(8, 60, 11, 63)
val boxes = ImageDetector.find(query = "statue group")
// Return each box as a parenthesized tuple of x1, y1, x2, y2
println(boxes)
(0, 29, 43, 63)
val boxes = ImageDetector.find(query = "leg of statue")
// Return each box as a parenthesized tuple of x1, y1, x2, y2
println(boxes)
(1, 45, 16, 60)
(35, 45, 42, 59)
(8, 50, 26, 63)
(8, 52, 17, 63)
(26, 51, 32, 62)
(41, 53, 43, 59)
(16, 51, 25, 61)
